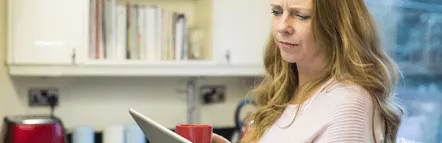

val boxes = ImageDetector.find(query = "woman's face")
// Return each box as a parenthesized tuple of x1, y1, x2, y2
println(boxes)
(271, 0, 320, 63)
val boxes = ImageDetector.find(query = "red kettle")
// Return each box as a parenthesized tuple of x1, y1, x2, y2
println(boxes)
(2, 115, 66, 143)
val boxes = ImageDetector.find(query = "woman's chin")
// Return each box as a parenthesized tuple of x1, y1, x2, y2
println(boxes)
(281, 56, 298, 63)
(280, 53, 300, 63)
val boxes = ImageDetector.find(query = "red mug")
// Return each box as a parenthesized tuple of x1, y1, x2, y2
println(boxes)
(176, 124, 213, 143)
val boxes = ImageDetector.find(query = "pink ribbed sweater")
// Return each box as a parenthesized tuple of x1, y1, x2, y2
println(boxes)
(258, 78, 385, 143)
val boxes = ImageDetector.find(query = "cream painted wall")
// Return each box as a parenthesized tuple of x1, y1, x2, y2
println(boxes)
(10, 77, 254, 132)
(0, 0, 26, 141)
(0, 0, 257, 136)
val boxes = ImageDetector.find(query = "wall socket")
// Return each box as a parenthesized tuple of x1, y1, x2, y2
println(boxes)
(200, 85, 225, 104)
(28, 88, 60, 107)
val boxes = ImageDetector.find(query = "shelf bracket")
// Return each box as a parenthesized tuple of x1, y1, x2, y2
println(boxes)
(71, 48, 76, 65)
(225, 50, 231, 65)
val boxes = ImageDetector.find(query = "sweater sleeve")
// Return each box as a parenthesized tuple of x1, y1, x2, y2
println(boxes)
(315, 85, 378, 143)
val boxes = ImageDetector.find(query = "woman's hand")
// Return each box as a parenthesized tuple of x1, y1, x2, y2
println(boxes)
(211, 133, 231, 143)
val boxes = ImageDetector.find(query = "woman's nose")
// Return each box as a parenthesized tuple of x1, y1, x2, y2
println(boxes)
(278, 15, 294, 36)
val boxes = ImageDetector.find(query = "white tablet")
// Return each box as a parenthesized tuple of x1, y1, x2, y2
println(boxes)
(129, 108, 192, 143)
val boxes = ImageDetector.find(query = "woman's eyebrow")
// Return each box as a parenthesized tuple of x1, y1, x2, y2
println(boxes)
(271, 4, 311, 11)
(270, 4, 282, 9)
(270, 4, 312, 14)
(289, 6, 311, 13)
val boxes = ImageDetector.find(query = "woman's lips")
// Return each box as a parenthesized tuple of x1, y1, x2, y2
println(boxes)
(279, 41, 299, 48)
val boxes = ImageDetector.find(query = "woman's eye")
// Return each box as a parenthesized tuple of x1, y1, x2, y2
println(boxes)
(271, 9, 283, 16)
(297, 14, 310, 20)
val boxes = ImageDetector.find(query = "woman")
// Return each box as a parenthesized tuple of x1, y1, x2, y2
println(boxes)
(212, 0, 404, 142)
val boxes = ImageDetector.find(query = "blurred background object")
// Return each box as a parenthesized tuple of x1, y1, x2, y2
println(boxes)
(365, 0, 442, 142)
(72, 126, 95, 143)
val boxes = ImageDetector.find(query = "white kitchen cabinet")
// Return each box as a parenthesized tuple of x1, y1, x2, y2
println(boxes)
(212, 0, 271, 66)
(7, 0, 89, 65)
(7, 0, 267, 77)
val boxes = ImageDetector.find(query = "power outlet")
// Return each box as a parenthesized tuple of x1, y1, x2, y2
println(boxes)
(28, 88, 59, 107)
(201, 85, 225, 104)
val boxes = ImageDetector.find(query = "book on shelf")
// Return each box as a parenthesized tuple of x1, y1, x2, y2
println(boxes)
(89, 0, 190, 62)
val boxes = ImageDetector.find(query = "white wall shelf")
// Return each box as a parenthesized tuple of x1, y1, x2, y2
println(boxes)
(7, 0, 270, 77)
(8, 61, 265, 77)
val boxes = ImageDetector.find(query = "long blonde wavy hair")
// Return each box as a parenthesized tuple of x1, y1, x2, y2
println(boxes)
(241, 0, 404, 143)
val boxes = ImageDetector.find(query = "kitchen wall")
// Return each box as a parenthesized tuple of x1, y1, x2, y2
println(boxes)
(0, 0, 257, 137)
(0, 0, 25, 141)
(10, 77, 255, 130)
